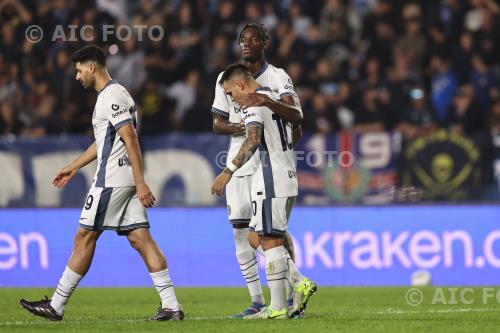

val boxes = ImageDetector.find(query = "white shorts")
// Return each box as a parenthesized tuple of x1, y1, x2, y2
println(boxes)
(226, 175, 253, 225)
(79, 186, 149, 235)
(249, 196, 296, 236)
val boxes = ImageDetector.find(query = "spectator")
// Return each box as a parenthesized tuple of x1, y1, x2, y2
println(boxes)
(138, 79, 175, 135)
(353, 85, 385, 133)
(59, 102, 89, 134)
(470, 53, 498, 111)
(430, 53, 458, 123)
(453, 31, 475, 83)
(211, 0, 239, 39)
(446, 85, 484, 136)
(168, 2, 202, 70)
(396, 86, 438, 141)
(362, 0, 394, 41)
(365, 20, 396, 69)
(165, 69, 200, 131)
(107, 38, 146, 94)
(288, 2, 312, 40)
(394, 3, 427, 75)
(0, 98, 22, 136)
(319, 0, 350, 45)
(303, 93, 338, 134)
(0, 0, 498, 138)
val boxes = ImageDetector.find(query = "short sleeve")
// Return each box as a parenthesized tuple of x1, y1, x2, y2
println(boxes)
(276, 69, 297, 99)
(211, 72, 230, 119)
(242, 106, 263, 128)
(103, 87, 134, 130)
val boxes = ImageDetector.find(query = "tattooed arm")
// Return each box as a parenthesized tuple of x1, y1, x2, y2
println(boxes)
(231, 125, 262, 168)
(211, 125, 262, 195)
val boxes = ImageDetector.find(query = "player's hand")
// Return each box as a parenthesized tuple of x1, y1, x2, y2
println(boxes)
(52, 166, 78, 188)
(238, 93, 268, 109)
(137, 182, 156, 208)
(211, 170, 232, 196)
(232, 122, 246, 136)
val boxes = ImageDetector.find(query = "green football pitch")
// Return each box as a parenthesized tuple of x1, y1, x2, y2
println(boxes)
(1, 287, 499, 333)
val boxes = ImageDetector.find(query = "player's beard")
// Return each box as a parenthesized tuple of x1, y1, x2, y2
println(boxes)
(83, 77, 95, 90)
(242, 52, 262, 63)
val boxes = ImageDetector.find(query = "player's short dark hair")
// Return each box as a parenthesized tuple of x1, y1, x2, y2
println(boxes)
(239, 23, 270, 46)
(219, 63, 251, 86)
(70, 45, 106, 66)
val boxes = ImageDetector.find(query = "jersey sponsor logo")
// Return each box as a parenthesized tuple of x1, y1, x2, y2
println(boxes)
(284, 84, 293, 90)
(288, 170, 297, 179)
(233, 106, 241, 114)
(118, 155, 131, 166)
(111, 104, 119, 111)
(112, 108, 128, 118)
(242, 113, 256, 121)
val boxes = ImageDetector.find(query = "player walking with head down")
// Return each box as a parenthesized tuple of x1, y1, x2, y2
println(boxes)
(212, 63, 317, 319)
(20, 45, 183, 321)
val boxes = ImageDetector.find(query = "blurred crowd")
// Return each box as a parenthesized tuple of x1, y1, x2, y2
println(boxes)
(0, 0, 499, 139)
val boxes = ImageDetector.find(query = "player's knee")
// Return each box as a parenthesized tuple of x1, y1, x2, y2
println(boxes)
(127, 231, 149, 251)
(74, 228, 98, 247)
(127, 234, 142, 251)
(235, 248, 254, 264)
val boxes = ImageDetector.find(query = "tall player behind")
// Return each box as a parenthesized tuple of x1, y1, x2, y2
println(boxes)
(211, 24, 305, 318)
(212, 64, 317, 319)
(20, 45, 183, 321)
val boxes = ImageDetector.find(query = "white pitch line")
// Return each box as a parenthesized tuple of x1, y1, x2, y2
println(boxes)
(2, 308, 498, 326)
(0, 315, 229, 326)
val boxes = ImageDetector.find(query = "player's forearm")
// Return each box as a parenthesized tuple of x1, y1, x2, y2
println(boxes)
(69, 143, 97, 171)
(292, 126, 302, 146)
(231, 126, 262, 168)
(213, 116, 244, 135)
(264, 96, 303, 126)
(122, 135, 147, 186)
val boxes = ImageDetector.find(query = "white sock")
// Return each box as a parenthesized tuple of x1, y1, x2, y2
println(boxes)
(50, 266, 83, 314)
(287, 253, 306, 287)
(285, 279, 293, 303)
(283, 235, 296, 301)
(150, 268, 179, 309)
(233, 228, 265, 305)
(261, 244, 293, 302)
(283, 232, 296, 261)
(265, 246, 288, 311)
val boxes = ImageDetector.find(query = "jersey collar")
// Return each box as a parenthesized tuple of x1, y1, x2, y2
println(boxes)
(97, 79, 118, 95)
(253, 62, 269, 80)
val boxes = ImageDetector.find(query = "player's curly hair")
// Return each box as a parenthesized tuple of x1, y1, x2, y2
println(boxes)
(239, 23, 270, 47)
